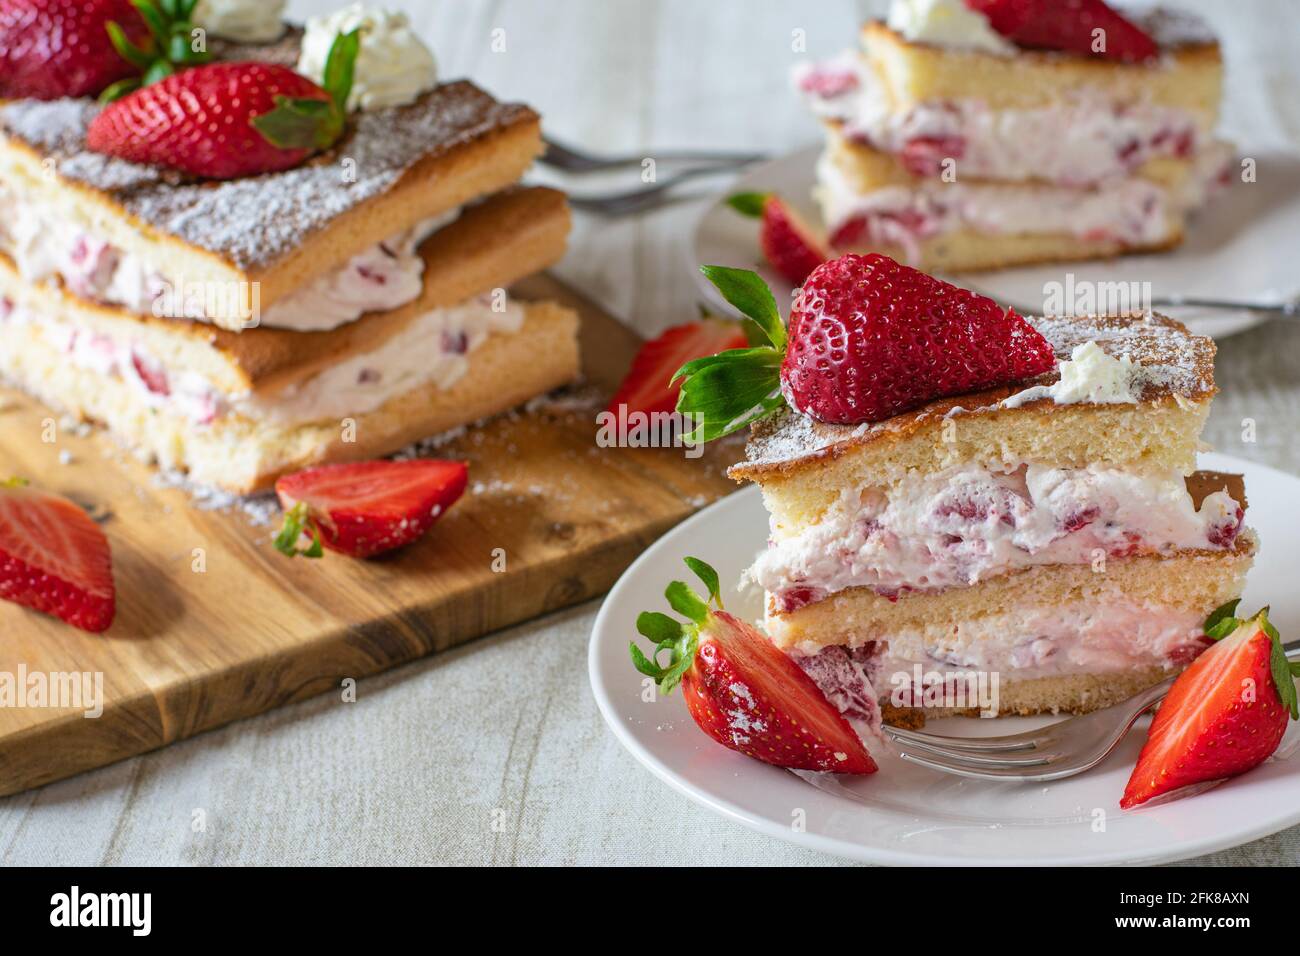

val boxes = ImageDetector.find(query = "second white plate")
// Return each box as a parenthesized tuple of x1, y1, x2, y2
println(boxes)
(693, 146, 1300, 339)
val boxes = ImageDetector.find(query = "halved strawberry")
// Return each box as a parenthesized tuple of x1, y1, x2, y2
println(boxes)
(727, 192, 828, 286)
(605, 318, 748, 419)
(1121, 603, 1297, 809)
(274, 459, 468, 560)
(86, 29, 360, 180)
(630, 557, 876, 774)
(0, 479, 115, 632)
(672, 254, 1055, 440)
(965, 0, 1159, 63)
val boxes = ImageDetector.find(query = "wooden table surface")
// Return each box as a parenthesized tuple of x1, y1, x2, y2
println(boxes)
(4, 0, 1300, 865)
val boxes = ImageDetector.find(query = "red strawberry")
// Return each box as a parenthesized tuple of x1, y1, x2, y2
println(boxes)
(0, 0, 211, 101)
(784, 254, 1055, 423)
(965, 0, 1159, 63)
(0, 0, 143, 99)
(606, 318, 748, 419)
(630, 557, 876, 774)
(0, 479, 114, 632)
(274, 459, 468, 560)
(675, 255, 1056, 437)
(727, 192, 828, 286)
(1122, 604, 1296, 809)
(86, 29, 361, 180)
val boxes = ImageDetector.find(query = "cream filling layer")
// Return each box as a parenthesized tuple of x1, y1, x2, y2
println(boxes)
(795, 51, 1212, 186)
(0, 181, 458, 332)
(751, 462, 1243, 611)
(814, 151, 1181, 257)
(791, 601, 1209, 719)
(0, 293, 524, 428)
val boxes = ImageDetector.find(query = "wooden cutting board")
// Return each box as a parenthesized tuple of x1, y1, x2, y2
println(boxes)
(0, 274, 741, 796)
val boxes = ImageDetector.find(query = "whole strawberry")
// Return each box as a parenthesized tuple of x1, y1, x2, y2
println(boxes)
(86, 29, 360, 179)
(1121, 604, 1297, 809)
(0, 0, 146, 99)
(671, 253, 1056, 439)
(629, 557, 876, 774)
(0, 0, 208, 101)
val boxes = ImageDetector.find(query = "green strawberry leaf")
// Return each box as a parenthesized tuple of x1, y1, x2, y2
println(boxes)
(629, 642, 666, 679)
(726, 191, 769, 218)
(106, 21, 155, 70)
(273, 502, 324, 558)
(252, 96, 344, 151)
(143, 58, 174, 86)
(699, 265, 786, 351)
(683, 557, 721, 608)
(656, 630, 699, 696)
(675, 347, 785, 442)
(664, 580, 708, 624)
(636, 611, 683, 644)
(322, 28, 363, 114)
(1204, 598, 1240, 631)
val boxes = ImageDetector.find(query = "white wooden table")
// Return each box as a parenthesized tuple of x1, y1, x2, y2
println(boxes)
(3, 0, 1299, 865)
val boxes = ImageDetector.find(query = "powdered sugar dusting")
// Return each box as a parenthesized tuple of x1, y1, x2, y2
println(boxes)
(1, 82, 534, 272)
(738, 311, 1213, 471)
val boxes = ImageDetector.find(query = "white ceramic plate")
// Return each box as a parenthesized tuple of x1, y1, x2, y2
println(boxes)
(693, 146, 1300, 339)
(589, 452, 1300, 865)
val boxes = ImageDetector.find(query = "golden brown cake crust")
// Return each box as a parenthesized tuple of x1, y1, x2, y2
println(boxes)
(730, 311, 1216, 483)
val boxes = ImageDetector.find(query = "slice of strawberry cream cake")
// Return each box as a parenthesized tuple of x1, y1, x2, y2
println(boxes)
(670, 253, 1253, 736)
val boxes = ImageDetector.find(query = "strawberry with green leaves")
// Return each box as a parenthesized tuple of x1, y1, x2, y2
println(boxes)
(726, 191, 827, 286)
(1121, 602, 1298, 808)
(630, 557, 877, 774)
(274, 459, 468, 560)
(87, 28, 361, 180)
(673, 253, 1056, 441)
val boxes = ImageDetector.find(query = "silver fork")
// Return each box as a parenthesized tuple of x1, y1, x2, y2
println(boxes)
(884, 644, 1300, 782)
(540, 135, 764, 172)
(566, 164, 750, 216)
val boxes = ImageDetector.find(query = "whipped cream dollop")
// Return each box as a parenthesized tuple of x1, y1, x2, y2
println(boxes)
(193, 0, 286, 43)
(298, 4, 438, 111)
(886, 0, 1014, 54)
(1002, 341, 1141, 408)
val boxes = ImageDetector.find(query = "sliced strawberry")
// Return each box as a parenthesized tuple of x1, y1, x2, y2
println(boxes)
(676, 255, 1056, 439)
(0, 480, 114, 632)
(630, 557, 876, 774)
(727, 192, 828, 286)
(274, 459, 468, 560)
(86, 30, 360, 180)
(606, 318, 748, 419)
(965, 0, 1159, 63)
(1121, 604, 1297, 809)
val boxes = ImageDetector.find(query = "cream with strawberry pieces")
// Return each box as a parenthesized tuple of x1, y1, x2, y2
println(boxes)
(1122, 604, 1297, 808)
(0, 478, 115, 633)
(275, 459, 468, 559)
(629, 557, 876, 774)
